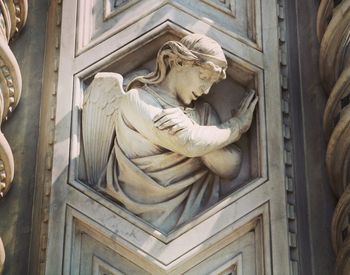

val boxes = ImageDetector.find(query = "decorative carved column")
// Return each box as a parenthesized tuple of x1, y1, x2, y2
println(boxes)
(318, 0, 350, 273)
(0, 0, 27, 273)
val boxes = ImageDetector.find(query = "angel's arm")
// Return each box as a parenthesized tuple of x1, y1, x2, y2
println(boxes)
(198, 106, 242, 179)
(119, 89, 244, 157)
(152, 102, 242, 178)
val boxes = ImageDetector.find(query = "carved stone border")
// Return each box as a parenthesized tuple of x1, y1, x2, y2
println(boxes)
(277, 0, 300, 274)
(28, 1, 62, 274)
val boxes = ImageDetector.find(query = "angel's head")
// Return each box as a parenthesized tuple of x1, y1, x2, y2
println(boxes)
(127, 33, 227, 101)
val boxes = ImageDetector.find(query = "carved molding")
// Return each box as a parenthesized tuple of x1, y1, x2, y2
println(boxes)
(318, 0, 350, 273)
(32, 0, 263, 271)
(28, 1, 62, 274)
(278, 0, 300, 273)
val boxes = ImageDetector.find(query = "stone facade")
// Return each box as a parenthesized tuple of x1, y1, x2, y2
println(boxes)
(0, 0, 343, 274)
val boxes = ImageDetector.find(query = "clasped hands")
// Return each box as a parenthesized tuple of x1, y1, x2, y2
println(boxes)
(153, 89, 258, 135)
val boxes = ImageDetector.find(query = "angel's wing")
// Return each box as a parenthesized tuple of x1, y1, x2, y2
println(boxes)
(82, 72, 125, 186)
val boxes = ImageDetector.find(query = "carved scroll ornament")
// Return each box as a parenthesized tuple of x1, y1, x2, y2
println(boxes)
(0, 0, 27, 273)
(318, 0, 350, 273)
(81, 34, 258, 233)
(0, 0, 27, 198)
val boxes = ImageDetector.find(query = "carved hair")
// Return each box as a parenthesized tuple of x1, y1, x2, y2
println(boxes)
(127, 34, 228, 90)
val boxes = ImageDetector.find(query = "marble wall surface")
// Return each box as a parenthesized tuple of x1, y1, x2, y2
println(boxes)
(0, 0, 340, 274)
(42, 0, 291, 274)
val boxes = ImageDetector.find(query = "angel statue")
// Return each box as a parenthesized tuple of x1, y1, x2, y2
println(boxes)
(82, 33, 258, 233)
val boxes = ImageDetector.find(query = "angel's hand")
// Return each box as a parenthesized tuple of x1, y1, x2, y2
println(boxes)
(153, 108, 194, 135)
(235, 89, 258, 133)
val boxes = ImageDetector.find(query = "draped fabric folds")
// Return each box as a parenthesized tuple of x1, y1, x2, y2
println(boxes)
(98, 92, 221, 233)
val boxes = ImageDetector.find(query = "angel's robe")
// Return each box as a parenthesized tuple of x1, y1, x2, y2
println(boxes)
(100, 86, 224, 233)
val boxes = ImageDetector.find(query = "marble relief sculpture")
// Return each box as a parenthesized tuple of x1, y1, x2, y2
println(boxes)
(82, 34, 258, 233)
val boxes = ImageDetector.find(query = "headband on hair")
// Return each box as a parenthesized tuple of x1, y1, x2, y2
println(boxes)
(127, 38, 227, 90)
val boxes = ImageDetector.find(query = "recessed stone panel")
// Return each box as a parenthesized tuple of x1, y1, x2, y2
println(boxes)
(64, 204, 268, 274)
(201, 0, 236, 17)
(76, 0, 262, 55)
(104, 0, 141, 20)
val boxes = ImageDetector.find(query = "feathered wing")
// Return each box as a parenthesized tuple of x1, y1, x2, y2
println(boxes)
(82, 72, 125, 186)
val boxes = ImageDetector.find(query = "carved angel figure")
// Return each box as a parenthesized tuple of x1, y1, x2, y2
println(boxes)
(82, 34, 258, 233)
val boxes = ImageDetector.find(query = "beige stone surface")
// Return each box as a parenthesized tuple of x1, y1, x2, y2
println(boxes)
(0, 0, 337, 274)
(41, 0, 291, 274)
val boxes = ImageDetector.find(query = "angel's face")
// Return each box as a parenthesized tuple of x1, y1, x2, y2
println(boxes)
(174, 65, 220, 106)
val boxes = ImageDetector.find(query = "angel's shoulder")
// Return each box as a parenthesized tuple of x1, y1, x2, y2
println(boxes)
(121, 87, 162, 109)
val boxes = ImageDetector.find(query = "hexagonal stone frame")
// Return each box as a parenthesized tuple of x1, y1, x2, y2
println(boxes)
(69, 22, 267, 240)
